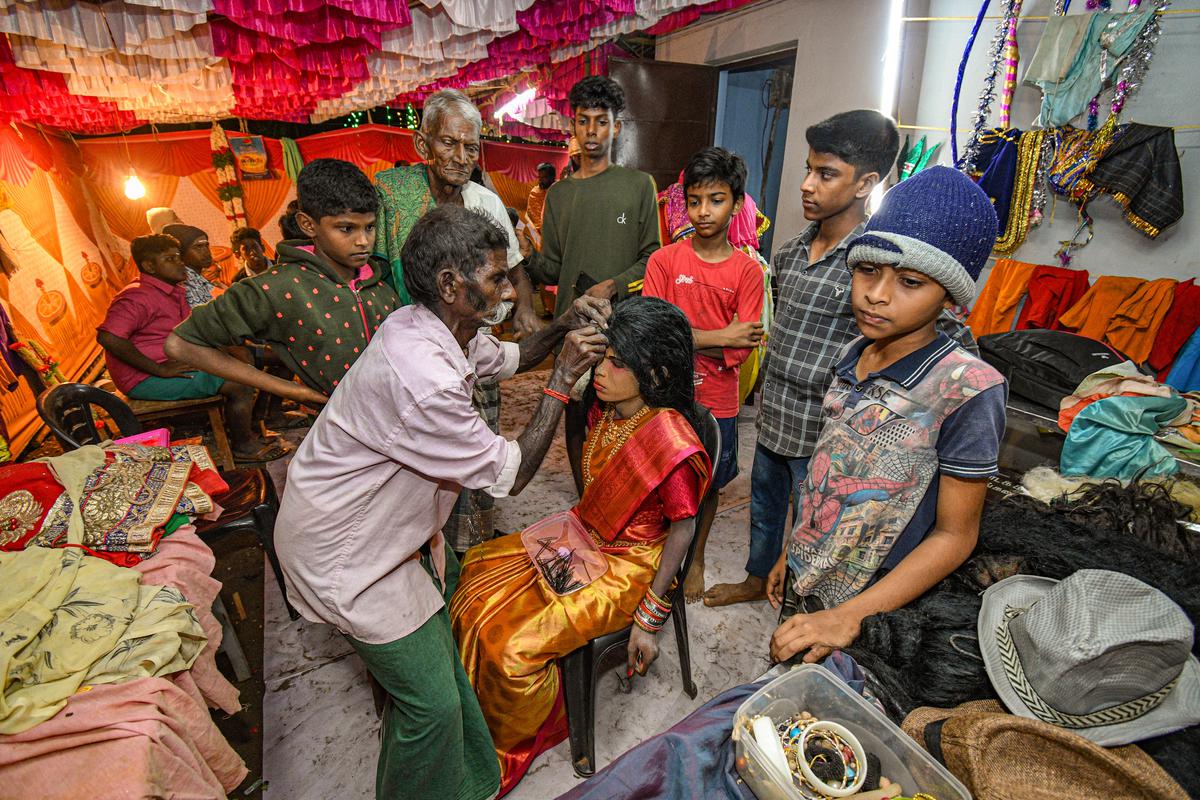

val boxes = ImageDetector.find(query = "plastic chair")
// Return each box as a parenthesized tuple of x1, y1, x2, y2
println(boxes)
(557, 405, 722, 777)
(36, 383, 299, 623)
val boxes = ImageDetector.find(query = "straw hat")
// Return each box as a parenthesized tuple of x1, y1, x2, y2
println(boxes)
(902, 700, 1188, 799)
(978, 570, 1200, 747)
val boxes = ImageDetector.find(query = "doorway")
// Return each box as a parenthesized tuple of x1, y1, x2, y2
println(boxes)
(715, 51, 795, 258)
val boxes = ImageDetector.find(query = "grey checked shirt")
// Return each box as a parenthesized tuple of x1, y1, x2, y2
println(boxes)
(756, 222, 976, 458)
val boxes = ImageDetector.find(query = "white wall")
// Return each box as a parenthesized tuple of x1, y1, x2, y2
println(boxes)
(659, 0, 1199, 283)
(656, 0, 892, 246)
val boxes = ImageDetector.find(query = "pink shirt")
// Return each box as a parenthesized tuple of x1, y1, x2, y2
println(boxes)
(97, 274, 190, 393)
(275, 304, 521, 644)
(643, 241, 764, 418)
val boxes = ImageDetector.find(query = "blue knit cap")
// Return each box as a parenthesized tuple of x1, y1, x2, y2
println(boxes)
(846, 166, 998, 306)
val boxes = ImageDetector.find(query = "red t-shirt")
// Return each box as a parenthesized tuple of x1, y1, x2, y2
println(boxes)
(97, 274, 190, 393)
(643, 240, 764, 418)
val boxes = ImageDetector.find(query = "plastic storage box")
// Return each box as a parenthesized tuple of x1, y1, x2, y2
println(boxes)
(732, 665, 971, 800)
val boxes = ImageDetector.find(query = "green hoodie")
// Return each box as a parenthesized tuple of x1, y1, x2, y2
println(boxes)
(173, 242, 401, 396)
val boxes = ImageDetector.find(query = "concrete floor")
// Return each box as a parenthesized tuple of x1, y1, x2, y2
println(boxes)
(260, 370, 780, 799)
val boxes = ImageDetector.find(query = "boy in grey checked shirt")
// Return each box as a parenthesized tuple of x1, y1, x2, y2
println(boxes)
(705, 110, 975, 607)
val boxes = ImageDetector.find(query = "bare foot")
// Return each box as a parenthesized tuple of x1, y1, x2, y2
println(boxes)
(683, 560, 705, 603)
(703, 575, 766, 607)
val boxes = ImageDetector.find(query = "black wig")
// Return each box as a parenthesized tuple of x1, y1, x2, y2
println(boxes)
(583, 296, 702, 434)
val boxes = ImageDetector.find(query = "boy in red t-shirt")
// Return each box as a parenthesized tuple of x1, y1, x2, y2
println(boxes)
(644, 146, 765, 599)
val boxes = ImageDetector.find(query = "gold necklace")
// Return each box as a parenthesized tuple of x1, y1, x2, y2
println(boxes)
(582, 405, 650, 487)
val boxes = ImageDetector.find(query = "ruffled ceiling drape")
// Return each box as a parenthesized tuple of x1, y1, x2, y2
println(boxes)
(0, 0, 757, 132)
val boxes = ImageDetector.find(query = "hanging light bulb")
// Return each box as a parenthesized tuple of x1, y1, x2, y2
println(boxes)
(124, 172, 146, 200)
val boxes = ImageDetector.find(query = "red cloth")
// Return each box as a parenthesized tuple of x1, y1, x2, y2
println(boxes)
(1147, 278, 1200, 379)
(1016, 265, 1091, 331)
(97, 275, 190, 394)
(642, 241, 764, 418)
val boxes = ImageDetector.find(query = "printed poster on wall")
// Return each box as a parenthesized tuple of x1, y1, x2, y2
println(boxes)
(229, 135, 270, 180)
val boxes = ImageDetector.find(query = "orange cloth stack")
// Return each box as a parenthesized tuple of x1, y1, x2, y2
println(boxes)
(967, 259, 1038, 336)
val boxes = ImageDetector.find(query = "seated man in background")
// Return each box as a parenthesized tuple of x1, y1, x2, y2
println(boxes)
(97, 234, 287, 462)
(230, 226, 273, 280)
(162, 223, 220, 306)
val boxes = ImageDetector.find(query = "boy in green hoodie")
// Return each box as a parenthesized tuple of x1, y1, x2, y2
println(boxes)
(165, 159, 400, 407)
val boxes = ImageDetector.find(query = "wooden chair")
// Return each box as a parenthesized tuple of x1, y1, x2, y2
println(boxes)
(556, 404, 722, 777)
(36, 383, 300, 633)
(123, 395, 236, 471)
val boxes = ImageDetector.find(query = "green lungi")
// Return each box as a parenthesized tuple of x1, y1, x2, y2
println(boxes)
(348, 543, 500, 800)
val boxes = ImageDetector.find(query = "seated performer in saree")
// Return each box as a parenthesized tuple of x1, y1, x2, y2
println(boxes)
(450, 297, 713, 795)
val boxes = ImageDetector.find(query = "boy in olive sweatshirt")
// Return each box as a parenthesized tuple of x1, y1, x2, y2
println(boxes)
(165, 159, 400, 407)
(523, 75, 660, 494)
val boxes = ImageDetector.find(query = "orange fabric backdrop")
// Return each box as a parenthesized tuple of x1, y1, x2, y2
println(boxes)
(488, 172, 535, 215)
(87, 172, 180, 243)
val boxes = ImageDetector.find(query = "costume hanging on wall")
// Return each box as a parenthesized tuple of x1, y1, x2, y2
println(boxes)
(1148, 279, 1200, 380)
(1058, 275, 1144, 341)
(968, 258, 1038, 336)
(1075, 123, 1184, 238)
(972, 128, 1022, 236)
(1165, 328, 1200, 393)
(1103, 277, 1177, 363)
(1014, 265, 1091, 331)
(1028, 10, 1156, 127)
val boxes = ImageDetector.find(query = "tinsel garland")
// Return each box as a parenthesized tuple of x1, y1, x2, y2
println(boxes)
(956, 0, 1021, 173)
(209, 122, 248, 231)
(999, 0, 1024, 128)
(994, 129, 1050, 253)
(1108, 1, 1167, 118)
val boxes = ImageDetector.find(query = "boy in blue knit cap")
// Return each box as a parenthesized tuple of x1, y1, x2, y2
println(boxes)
(765, 166, 1008, 664)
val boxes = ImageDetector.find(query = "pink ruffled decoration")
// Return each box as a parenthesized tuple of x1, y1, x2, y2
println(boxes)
(0, 38, 143, 133)
(645, 0, 757, 35)
(212, 0, 410, 39)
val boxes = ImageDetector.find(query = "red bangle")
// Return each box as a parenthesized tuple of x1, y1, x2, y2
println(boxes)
(543, 387, 570, 404)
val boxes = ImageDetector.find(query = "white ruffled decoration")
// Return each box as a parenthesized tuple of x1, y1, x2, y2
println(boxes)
(416, 0, 534, 33)
(0, 0, 208, 52)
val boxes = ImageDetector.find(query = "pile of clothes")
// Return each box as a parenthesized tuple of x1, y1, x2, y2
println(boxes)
(0, 443, 247, 797)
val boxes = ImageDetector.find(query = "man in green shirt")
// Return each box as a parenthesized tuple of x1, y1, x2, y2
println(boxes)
(523, 75, 661, 495)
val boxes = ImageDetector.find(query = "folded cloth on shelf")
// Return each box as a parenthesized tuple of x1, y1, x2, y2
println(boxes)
(1149, 279, 1200, 380)
(1104, 278, 1178, 365)
(0, 676, 247, 798)
(0, 444, 225, 566)
(1014, 265, 1090, 332)
(1061, 394, 1189, 479)
(0, 546, 206, 734)
(968, 259, 1038, 337)
(1058, 275, 1145, 342)
(1058, 360, 1174, 431)
(902, 700, 1189, 800)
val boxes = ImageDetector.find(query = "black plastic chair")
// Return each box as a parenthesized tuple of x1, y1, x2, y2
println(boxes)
(36, 382, 299, 621)
(557, 405, 722, 777)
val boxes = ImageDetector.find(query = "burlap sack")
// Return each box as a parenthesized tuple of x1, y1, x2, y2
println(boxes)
(901, 700, 1187, 800)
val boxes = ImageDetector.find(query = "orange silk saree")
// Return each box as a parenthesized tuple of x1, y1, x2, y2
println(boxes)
(449, 406, 710, 795)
